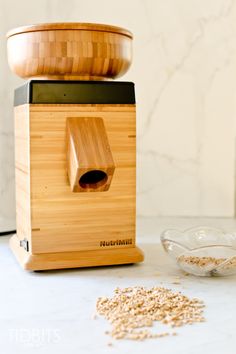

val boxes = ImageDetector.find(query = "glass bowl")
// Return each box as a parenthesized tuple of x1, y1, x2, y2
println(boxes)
(161, 226, 236, 276)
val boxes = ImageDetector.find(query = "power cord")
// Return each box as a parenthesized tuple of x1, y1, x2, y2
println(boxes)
(0, 230, 16, 236)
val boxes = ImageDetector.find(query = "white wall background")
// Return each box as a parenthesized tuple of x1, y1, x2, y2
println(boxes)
(1, 0, 236, 230)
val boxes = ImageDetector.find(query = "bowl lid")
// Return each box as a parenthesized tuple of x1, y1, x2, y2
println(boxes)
(6, 22, 133, 39)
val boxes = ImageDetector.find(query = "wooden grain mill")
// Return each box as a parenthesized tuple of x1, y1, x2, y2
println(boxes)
(6, 22, 144, 270)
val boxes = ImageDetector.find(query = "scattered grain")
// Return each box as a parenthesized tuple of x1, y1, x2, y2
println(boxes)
(96, 286, 205, 341)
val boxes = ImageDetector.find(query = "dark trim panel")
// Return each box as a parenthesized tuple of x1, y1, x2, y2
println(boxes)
(14, 80, 135, 106)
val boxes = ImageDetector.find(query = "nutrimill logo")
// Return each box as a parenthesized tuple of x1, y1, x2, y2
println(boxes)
(100, 239, 133, 247)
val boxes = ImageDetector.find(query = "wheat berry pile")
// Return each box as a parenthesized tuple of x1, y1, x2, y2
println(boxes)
(96, 286, 205, 341)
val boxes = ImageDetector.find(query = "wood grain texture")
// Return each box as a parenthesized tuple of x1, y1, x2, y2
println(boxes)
(7, 22, 132, 80)
(14, 105, 32, 251)
(13, 104, 140, 268)
(10, 234, 144, 271)
(66, 117, 115, 192)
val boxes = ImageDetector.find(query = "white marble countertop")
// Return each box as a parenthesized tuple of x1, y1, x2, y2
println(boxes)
(1, 217, 236, 354)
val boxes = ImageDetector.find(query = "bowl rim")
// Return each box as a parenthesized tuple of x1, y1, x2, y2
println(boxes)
(6, 22, 133, 39)
(160, 226, 236, 251)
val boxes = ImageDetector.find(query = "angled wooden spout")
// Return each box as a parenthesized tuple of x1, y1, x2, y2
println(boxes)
(66, 117, 115, 192)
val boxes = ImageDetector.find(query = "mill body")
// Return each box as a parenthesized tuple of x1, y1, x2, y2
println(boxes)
(10, 80, 144, 270)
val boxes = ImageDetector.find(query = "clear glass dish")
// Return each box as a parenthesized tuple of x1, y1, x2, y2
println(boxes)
(161, 226, 236, 276)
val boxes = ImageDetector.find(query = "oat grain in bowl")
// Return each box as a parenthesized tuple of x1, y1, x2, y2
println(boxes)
(96, 286, 205, 341)
(177, 255, 236, 276)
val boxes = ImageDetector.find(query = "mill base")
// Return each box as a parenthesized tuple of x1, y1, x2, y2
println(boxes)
(10, 235, 144, 271)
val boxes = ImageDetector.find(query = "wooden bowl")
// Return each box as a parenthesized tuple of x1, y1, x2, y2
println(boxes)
(6, 23, 133, 81)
